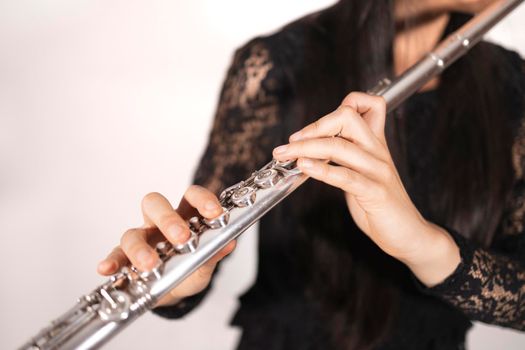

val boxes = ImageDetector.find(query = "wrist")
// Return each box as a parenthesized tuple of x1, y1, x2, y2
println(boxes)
(401, 222, 461, 287)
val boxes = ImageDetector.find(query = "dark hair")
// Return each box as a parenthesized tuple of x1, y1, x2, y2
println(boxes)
(271, 0, 524, 348)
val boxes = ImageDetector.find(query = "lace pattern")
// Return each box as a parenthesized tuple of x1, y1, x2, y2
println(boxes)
(194, 41, 280, 194)
(503, 117, 525, 236)
(430, 230, 525, 330)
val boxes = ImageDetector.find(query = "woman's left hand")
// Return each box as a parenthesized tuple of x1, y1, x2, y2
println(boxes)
(272, 92, 460, 286)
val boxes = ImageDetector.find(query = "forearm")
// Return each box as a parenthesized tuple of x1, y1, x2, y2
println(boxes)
(419, 229, 525, 330)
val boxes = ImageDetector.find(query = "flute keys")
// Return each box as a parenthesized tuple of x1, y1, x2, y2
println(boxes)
(174, 230, 199, 254)
(189, 216, 204, 232)
(155, 241, 173, 259)
(231, 186, 257, 207)
(219, 181, 244, 201)
(274, 159, 296, 168)
(98, 289, 131, 321)
(203, 209, 230, 229)
(254, 169, 280, 189)
(139, 260, 163, 281)
(272, 159, 302, 176)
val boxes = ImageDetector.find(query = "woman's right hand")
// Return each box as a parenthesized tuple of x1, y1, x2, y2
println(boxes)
(96, 186, 237, 307)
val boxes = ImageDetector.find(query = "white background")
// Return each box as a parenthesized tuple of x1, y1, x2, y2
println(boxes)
(1, 1, 525, 349)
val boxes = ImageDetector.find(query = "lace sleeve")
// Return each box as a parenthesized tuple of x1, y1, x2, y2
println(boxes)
(152, 39, 284, 319)
(193, 40, 282, 194)
(425, 116, 525, 331)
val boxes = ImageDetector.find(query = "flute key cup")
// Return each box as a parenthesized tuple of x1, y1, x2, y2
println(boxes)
(203, 209, 231, 229)
(231, 186, 257, 207)
(254, 169, 281, 189)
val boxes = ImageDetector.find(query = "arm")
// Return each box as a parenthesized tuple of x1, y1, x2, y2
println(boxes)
(272, 91, 525, 331)
(193, 41, 282, 195)
(425, 228, 525, 330)
(421, 53, 525, 328)
(423, 118, 525, 330)
(153, 39, 284, 318)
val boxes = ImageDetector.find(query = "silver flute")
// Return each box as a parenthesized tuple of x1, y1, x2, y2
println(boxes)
(21, 1, 524, 349)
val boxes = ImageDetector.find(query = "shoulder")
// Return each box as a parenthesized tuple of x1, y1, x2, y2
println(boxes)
(225, 5, 336, 93)
(233, 5, 334, 60)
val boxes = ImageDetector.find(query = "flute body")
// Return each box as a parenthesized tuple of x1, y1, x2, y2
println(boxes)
(21, 1, 524, 349)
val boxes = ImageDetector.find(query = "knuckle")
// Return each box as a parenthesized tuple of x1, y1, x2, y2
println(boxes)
(346, 91, 360, 101)
(312, 119, 322, 132)
(341, 91, 362, 107)
(120, 229, 142, 256)
(158, 213, 183, 230)
(318, 163, 331, 178)
(337, 104, 353, 115)
(337, 105, 359, 126)
(292, 140, 304, 153)
(332, 137, 350, 153)
(340, 168, 354, 183)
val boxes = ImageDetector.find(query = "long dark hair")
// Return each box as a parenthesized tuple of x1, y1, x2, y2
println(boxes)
(269, 0, 524, 348)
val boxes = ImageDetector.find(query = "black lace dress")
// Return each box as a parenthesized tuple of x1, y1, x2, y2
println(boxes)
(153, 11, 525, 350)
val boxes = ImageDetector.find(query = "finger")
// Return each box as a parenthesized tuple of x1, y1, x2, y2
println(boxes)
(177, 185, 223, 219)
(296, 158, 373, 197)
(273, 137, 386, 180)
(120, 228, 160, 271)
(340, 92, 387, 141)
(142, 192, 191, 245)
(289, 105, 379, 152)
(98, 246, 128, 275)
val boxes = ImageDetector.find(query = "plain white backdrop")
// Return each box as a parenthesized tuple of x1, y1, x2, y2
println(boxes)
(1, 1, 525, 349)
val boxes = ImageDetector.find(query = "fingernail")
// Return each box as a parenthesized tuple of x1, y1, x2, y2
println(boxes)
(274, 145, 288, 155)
(299, 158, 314, 169)
(289, 131, 303, 141)
(136, 248, 154, 266)
(168, 224, 185, 242)
(205, 201, 220, 213)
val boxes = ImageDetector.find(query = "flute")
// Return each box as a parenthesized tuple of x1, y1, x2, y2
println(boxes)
(20, 0, 524, 349)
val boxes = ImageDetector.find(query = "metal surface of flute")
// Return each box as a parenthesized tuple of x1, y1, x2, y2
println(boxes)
(20, 0, 524, 349)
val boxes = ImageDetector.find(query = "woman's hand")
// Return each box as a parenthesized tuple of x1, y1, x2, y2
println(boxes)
(97, 187, 236, 307)
(272, 92, 460, 287)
